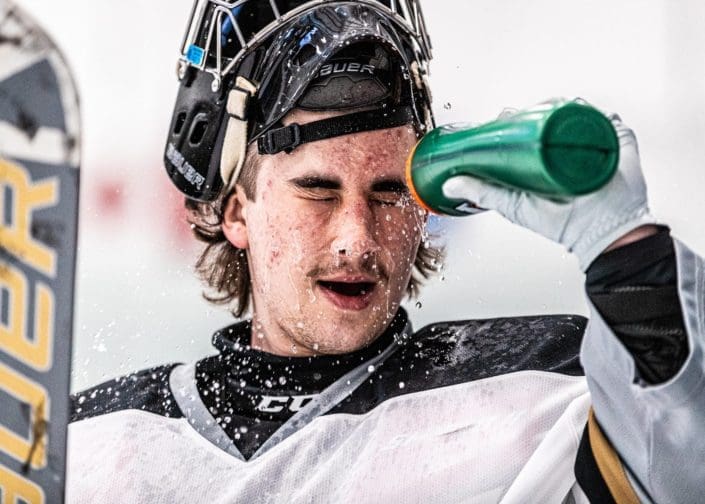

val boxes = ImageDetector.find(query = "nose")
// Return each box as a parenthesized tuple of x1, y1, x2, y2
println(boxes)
(330, 200, 380, 261)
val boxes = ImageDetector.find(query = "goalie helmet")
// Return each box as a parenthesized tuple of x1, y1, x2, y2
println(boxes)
(164, 0, 434, 201)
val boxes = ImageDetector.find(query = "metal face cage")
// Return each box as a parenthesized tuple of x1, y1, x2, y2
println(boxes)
(178, 0, 432, 90)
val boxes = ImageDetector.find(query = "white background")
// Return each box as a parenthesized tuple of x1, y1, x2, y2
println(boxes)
(15, 0, 705, 391)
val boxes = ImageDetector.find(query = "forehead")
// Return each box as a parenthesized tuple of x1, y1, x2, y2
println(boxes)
(262, 109, 418, 183)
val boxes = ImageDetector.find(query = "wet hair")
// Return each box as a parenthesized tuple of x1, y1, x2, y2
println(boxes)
(185, 143, 443, 318)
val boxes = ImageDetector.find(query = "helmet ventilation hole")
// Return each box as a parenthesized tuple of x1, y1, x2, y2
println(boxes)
(173, 112, 187, 135)
(189, 120, 208, 145)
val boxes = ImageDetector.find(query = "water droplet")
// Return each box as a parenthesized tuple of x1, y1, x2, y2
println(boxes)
(415, 301, 422, 309)
(367, 365, 375, 373)
(279, 376, 287, 386)
(385, 214, 392, 221)
(443, 102, 452, 110)
(398, 382, 405, 389)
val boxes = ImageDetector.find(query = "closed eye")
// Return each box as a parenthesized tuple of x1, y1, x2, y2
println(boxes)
(371, 178, 410, 206)
(372, 193, 403, 206)
(306, 194, 337, 203)
(297, 188, 337, 201)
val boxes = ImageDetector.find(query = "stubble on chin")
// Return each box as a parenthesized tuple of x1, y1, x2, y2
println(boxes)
(277, 300, 397, 355)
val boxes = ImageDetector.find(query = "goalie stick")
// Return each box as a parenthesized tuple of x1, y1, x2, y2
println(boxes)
(0, 1, 80, 502)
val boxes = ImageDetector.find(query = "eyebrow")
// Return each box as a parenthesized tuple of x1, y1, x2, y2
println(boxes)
(288, 175, 408, 193)
(289, 176, 341, 190)
(372, 178, 408, 194)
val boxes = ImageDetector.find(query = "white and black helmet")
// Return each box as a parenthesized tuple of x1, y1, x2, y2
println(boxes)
(164, 0, 434, 201)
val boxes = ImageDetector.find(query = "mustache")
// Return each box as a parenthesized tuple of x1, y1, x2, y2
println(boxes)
(306, 256, 389, 282)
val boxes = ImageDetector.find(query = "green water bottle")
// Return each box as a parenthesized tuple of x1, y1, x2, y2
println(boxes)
(405, 100, 620, 216)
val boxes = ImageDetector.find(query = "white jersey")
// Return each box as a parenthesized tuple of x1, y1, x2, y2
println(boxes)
(68, 370, 591, 503)
(67, 239, 705, 503)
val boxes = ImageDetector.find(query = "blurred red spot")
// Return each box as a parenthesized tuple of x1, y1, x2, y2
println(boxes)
(158, 173, 195, 251)
(97, 180, 124, 215)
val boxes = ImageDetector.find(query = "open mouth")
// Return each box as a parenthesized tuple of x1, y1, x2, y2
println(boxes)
(318, 281, 375, 296)
(317, 280, 376, 310)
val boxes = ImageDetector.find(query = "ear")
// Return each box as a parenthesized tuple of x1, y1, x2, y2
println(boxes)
(222, 185, 249, 249)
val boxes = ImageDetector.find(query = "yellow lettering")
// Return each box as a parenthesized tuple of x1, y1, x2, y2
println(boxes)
(0, 464, 44, 504)
(0, 363, 48, 469)
(0, 263, 54, 371)
(0, 159, 58, 278)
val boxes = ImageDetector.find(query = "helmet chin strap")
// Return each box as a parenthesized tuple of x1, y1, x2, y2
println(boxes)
(220, 76, 258, 194)
(256, 105, 418, 156)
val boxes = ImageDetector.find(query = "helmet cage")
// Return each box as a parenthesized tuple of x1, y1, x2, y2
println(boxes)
(178, 0, 432, 91)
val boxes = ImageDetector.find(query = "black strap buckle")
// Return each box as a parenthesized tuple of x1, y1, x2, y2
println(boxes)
(258, 123, 302, 155)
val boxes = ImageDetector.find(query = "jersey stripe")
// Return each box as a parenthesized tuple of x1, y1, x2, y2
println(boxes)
(587, 409, 640, 504)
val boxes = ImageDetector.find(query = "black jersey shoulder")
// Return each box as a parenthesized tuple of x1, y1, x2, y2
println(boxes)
(331, 314, 587, 415)
(413, 313, 587, 379)
(70, 363, 183, 423)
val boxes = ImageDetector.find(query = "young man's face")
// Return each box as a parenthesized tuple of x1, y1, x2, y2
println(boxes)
(223, 109, 424, 356)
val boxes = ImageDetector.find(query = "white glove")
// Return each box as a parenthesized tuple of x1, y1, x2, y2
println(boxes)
(442, 112, 656, 271)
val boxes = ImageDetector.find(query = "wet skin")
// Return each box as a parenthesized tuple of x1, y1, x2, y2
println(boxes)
(222, 109, 424, 357)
